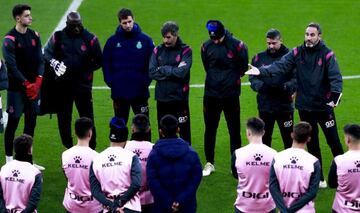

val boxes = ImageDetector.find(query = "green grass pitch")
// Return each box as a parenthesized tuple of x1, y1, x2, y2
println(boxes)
(0, 0, 360, 212)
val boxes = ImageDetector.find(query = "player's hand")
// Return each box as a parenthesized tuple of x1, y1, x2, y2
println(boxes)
(172, 202, 180, 212)
(326, 101, 336, 108)
(178, 61, 187, 68)
(50, 58, 67, 77)
(245, 64, 260, 75)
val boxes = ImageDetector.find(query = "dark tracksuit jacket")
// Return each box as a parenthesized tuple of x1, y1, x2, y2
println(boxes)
(149, 38, 192, 102)
(2, 28, 43, 92)
(259, 41, 342, 111)
(201, 31, 248, 98)
(103, 23, 154, 100)
(250, 45, 296, 112)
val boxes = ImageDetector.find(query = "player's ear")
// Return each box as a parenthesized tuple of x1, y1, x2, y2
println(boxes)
(290, 132, 294, 140)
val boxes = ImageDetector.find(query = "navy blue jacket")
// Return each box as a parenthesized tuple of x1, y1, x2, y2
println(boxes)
(146, 137, 202, 213)
(103, 24, 154, 100)
(250, 45, 296, 112)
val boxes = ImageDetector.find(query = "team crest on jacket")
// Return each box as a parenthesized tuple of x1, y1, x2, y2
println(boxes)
(136, 41, 142, 49)
(31, 39, 36, 47)
(81, 44, 87, 51)
(318, 58, 323, 66)
(175, 54, 181, 62)
(227, 50, 234, 58)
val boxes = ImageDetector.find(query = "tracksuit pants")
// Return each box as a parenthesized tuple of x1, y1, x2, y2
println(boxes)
(156, 100, 191, 144)
(203, 96, 241, 164)
(299, 109, 344, 180)
(259, 111, 293, 149)
(113, 97, 151, 141)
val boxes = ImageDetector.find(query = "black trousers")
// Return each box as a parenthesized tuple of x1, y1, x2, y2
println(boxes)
(299, 109, 344, 180)
(5, 91, 38, 156)
(259, 111, 293, 149)
(203, 96, 241, 164)
(156, 100, 191, 144)
(113, 97, 151, 141)
(57, 90, 96, 149)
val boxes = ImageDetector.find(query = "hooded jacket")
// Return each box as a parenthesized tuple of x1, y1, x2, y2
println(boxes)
(103, 23, 154, 100)
(146, 137, 202, 213)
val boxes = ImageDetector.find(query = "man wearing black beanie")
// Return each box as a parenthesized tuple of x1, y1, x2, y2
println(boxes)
(201, 20, 249, 176)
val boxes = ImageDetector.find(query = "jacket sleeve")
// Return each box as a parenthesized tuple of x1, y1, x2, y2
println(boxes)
(326, 52, 342, 93)
(175, 151, 202, 206)
(269, 160, 289, 212)
(283, 68, 297, 95)
(88, 36, 102, 72)
(146, 151, 174, 210)
(89, 163, 114, 208)
(119, 155, 141, 205)
(102, 39, 113, 87)
(260, 50, 296, 78)
(249, 55, 266, 92)
(2, 36, 27, 83)
(201, 43, 209, 73)
(148, 48, 167, 81)
(235, 41, 249, 77)
(231, 152, 238, 179)
(43, 34, 56, 62)
(288, 161, 321, 212)
(35, 34, 44, 76)
(328, 160, 338, 188)
(23, 173, 42, 213)
(160, 47, 192, 80)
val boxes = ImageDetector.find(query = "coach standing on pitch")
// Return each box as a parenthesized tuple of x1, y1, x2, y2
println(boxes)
(201, 20, 248, 176)
(2, 4, 44, 166)
(44, 11, 102, 149)
(246, 22, 344, 188)
(249, 29, 296, 149)
(103, 8, 154, 141)
(149, 21, 192, 144)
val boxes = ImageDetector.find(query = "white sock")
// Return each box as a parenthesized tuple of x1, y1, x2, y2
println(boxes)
(5, 156, 13, 163)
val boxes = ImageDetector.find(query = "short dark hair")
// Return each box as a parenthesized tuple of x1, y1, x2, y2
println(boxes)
(132, 114, 150, 133)
(246, 117, 265, 135)
(118, 8, 133, 21)
(293, 122, 312, 143)
(12, 4, 31, 19)
(160, 114, 178, 138)
(266, 28, 281, 39)
(307, 22, 322, 35)
(161, 21, 179, 37)
(75, 117, 93, 139)
(344, 124, 360, 142)
(14, 134, 33, 157)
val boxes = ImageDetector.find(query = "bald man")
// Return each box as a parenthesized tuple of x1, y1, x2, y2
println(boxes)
(44, 11, 102, 149)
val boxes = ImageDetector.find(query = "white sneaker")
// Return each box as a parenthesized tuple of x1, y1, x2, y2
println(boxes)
(202, 162, 215, 176)
(33, 163, 45, 171)
(319, 180, 327, 188)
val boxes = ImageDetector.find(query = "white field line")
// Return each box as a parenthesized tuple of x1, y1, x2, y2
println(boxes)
(93, 75, 360, 90)
(44, 0, 84, 46)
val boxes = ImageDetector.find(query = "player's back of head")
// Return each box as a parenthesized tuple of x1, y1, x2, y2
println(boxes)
(75, 117, 93, 139)
(246, 117, 265, 136)
(344, 124, 360, 143)
(292, 122, 312, 144)
(160, 114, 178, 138)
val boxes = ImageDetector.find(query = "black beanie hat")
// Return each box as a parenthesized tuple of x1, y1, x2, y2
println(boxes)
(206, 20, 225, 40)
(109, 116, 128, 142)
